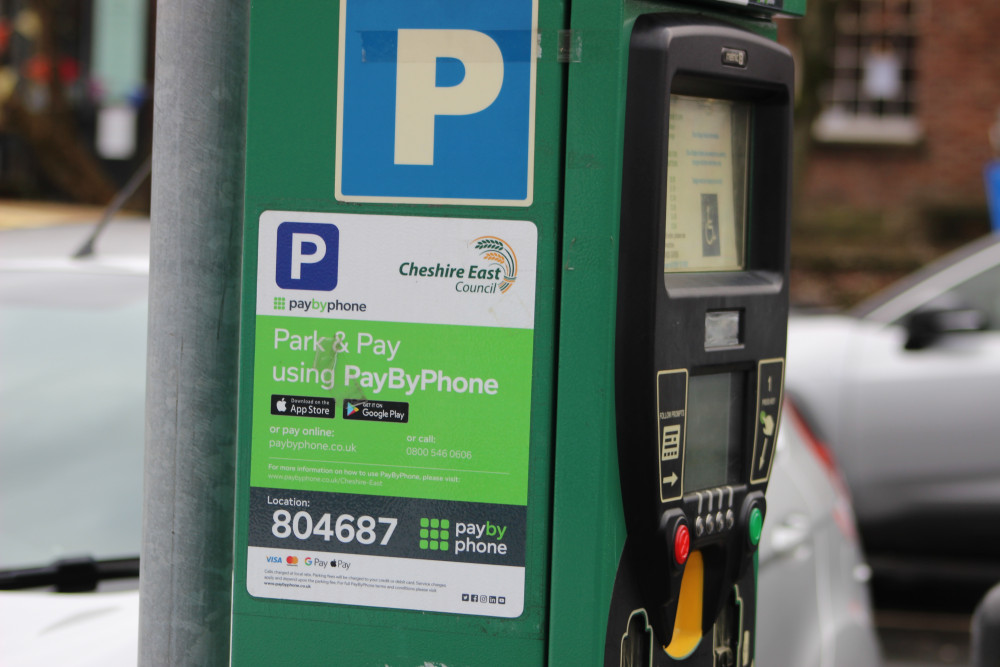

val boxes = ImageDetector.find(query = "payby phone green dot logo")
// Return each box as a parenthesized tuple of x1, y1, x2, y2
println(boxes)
(419, 517, 450, 552)
(273, 297, 286, 310)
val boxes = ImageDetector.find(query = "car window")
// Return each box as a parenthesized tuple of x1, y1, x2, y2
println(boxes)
(939, 261, 1000, 331)
(0, 274, 147, 569)
(891, 260, 1000, 331)
(855, 235, 1000, 324)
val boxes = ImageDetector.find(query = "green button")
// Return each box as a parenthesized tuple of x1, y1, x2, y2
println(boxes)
(748, 507, 764, 546)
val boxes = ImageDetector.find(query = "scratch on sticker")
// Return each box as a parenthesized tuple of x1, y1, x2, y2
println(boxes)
(313, 331, 350, 392)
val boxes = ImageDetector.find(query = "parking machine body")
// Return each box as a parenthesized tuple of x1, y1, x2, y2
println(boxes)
(230, 0, 800, 664)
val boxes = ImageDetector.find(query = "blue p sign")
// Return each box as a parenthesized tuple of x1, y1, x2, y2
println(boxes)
(336, 0, 537, 205)
(275, 222, 339, 291)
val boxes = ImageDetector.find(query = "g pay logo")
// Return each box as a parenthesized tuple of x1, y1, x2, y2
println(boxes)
(275, 222, 339, 291)
(336, 0, 537, 205)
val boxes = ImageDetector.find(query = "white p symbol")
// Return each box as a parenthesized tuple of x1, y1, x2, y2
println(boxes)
(290, 233, 327, 280)
(394, 29, 504, 166)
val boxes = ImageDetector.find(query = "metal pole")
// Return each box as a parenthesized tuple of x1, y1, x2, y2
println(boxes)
(139, 1, 249, 664)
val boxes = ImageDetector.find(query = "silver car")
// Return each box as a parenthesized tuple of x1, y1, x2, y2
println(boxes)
(786, 234, 1000, 573)
(757, 399, 881, 666)
(0, 218, 147, 664)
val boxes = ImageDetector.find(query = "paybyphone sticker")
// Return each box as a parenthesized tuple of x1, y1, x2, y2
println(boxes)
(245, 211, 537, 618)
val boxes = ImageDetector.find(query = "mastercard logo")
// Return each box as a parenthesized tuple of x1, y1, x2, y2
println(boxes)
(286, 556, 298, 565)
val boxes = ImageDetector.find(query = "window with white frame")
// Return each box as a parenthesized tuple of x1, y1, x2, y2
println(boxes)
(813, 0, 923, 145)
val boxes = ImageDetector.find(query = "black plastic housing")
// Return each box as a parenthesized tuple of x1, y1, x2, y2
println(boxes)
(607, 14, 794, 665)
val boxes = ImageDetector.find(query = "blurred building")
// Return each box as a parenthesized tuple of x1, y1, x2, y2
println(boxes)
(783, 0, 1000, 306)
(798, 0, 1000, 241)
(0, 0, 152, 207)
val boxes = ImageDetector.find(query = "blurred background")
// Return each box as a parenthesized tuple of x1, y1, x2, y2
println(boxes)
(779, 0, 1000, 308)
(2, 1, 999, 665)
(0, 0, 152, 222)
(4, 0, 1000, 308)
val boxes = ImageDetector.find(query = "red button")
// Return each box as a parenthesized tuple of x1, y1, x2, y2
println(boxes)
(673, 524, 691, 565)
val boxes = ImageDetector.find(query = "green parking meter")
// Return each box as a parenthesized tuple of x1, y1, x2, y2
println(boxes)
(609, 16, 794, 665)
(229, 0, 800, 664)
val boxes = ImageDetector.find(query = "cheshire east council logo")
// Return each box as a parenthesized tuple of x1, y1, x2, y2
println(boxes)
(472, 236, 518, 293)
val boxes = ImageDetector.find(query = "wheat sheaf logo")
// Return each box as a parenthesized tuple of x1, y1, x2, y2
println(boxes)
(473, 236, 518, 294)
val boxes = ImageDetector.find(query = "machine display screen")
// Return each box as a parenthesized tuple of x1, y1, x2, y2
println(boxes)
(664, 95, 750, 273)
(684, 372, 745, 493)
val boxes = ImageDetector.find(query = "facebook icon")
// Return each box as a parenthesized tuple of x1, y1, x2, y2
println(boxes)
(336, 0, 537, 205)
(275, 222, 339, 291)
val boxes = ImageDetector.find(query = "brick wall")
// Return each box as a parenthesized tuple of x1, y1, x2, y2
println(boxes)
(797, 0, 1000, 230)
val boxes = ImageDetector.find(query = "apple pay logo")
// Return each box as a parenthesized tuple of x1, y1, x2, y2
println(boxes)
(275, 222, 339, 291)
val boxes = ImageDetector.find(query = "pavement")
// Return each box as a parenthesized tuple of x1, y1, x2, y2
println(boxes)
(878, 610, 971, 667)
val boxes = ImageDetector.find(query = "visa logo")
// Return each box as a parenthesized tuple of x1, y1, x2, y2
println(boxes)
(266, 555, 283, 563)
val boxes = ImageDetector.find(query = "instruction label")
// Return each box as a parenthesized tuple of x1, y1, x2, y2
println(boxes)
(246, 211, 536, 618)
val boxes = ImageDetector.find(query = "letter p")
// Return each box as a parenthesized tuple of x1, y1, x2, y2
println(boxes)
(291, 233, 326, 280)
(394, 29, 504, 166)
(276, 222, 339, 291)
